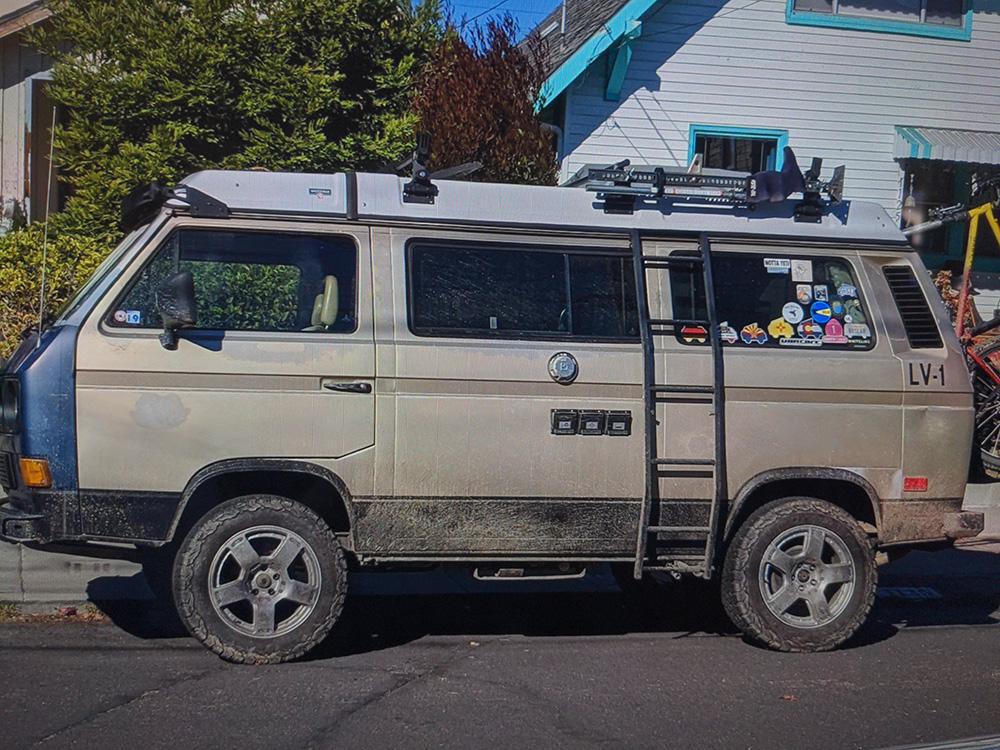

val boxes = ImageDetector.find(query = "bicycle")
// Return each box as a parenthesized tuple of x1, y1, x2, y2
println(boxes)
(904, 175, 1000, 476)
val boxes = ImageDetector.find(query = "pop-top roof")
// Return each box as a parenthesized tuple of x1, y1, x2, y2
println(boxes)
(175, 169, 908, 246)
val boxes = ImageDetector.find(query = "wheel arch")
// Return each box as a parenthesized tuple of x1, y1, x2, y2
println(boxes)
(723, 467, 881, 545)
(166, 459, 356, 550)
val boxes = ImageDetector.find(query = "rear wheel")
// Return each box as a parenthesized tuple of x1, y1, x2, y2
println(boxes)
(173, 494, 347, 664)
(721, 497, 876, 652)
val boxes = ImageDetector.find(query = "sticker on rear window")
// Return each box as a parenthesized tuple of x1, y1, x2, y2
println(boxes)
(792, 259, 813, 282)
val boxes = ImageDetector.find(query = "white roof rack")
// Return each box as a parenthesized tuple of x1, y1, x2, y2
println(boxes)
(171, 166, 907, 246)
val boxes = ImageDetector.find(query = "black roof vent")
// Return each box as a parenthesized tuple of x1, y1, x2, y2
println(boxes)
(883, 265, 944, 349)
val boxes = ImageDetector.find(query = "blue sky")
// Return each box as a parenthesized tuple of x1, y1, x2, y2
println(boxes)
(438, 1, 562, 38)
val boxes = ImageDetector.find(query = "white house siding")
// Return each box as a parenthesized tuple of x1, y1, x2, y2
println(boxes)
(0, 29, 47, 218)
(560, 0, 1000, 217)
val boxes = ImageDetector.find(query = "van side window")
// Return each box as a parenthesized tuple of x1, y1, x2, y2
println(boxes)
(107, 229, 357, 334)
(669, 253, 874, 350)
(408, 243, 638, 340)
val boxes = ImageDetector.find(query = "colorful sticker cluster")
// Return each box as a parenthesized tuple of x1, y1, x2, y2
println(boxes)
(685, 257, 872, 350)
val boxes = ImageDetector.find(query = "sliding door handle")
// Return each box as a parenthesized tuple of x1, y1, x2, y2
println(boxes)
(322, 381, 372, 394)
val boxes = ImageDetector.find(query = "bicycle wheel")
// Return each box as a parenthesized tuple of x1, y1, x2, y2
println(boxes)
(970, 339, 1000, 479)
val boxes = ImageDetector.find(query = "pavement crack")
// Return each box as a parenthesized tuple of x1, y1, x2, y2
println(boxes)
(32, 665, 223, 747)
(303, 643, 484, 748)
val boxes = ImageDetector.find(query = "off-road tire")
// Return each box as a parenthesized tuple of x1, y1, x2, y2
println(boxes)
(173, 495, 346, 665)
(721, 497, 876, 652)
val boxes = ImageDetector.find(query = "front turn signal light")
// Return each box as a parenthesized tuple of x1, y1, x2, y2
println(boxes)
(20, 458, 52, 489)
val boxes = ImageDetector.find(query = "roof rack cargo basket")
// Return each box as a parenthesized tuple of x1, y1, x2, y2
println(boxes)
(585, 147, 844, 223)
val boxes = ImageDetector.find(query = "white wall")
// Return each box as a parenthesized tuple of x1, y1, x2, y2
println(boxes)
(560, 0, 1000, 222)
(0, 29, 47, 215)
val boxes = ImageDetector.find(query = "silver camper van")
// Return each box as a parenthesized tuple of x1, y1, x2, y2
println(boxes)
(0, 155, 984, 663)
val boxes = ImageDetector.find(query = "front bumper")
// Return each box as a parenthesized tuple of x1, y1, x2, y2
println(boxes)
(0, 501, 50, 543)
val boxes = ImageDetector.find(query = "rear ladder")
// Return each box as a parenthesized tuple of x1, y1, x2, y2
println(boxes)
(630, 231, 728, 579)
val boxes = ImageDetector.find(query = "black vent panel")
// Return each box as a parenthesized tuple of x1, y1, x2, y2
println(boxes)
(0, 453, 16, 491)
(883, 266, 944, 349)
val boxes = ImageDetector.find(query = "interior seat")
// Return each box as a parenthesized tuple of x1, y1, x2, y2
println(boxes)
(302, 275, 339, 332)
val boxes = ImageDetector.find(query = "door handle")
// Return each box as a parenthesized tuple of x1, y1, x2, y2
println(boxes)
(322, 381, 372, 394)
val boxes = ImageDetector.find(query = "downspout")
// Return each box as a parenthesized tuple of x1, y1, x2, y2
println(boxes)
(541, 122, 565, 176)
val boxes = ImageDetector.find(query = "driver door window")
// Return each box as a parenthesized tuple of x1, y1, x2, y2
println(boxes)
(106, 228, 357, 334)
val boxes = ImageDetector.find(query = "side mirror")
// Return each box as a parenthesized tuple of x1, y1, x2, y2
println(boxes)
(155, 271, 197, 350)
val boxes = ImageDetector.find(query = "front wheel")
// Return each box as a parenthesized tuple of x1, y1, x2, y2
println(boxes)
(173, 495, 347, 664)
(721, 497, 876, 652)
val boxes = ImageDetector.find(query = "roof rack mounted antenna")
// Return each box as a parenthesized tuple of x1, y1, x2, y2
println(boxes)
(584, 147, 845, 222)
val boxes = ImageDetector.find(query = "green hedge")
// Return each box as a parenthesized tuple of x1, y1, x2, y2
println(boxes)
(0, 227, 107, 358)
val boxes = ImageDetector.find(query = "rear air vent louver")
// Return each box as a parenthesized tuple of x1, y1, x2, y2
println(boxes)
(882, 266, 943, 349)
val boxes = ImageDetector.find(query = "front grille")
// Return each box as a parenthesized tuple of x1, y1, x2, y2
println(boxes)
(0, 453, 16, 491)
(883, 265, 944, 349)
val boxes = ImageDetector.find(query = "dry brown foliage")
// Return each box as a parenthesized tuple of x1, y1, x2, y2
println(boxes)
(412, 18, 557, 186)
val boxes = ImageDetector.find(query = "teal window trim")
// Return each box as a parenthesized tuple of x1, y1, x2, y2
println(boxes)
(537, 0, 661, 111)
(785, 0, 973, 41)
(688, 125, 790, 170)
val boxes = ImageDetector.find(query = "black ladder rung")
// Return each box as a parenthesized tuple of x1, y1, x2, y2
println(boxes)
(646, 526, 711, 534)
(647, 318, 710, 328)
(652, 458, 715, 466)
(650, 384, 714, 394)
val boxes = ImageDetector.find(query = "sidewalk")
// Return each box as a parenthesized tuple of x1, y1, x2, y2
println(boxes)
(2, 485, 999, 607)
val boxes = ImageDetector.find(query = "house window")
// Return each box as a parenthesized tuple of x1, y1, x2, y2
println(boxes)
(902, 161, 1000, 268)
(688, 126, 789, 173)
(26, 75, 68, 223)
(787, 0, 971, 39)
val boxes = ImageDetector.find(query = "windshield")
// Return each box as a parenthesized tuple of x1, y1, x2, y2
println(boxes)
(52, 223, 152, 325)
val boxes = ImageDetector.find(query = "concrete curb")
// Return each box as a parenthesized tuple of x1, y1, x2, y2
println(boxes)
(2, 489, 999, 608)
(963, 481, 1000, 510)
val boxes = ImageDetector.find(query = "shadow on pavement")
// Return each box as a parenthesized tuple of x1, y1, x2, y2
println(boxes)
(84, 545, 999, 659)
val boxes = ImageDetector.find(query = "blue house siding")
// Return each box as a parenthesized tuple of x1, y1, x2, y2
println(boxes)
(557, 0, 1000, 218)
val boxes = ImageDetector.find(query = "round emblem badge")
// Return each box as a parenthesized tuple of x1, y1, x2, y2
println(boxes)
(782, 302, 804, 324)
(548, 352, 579, 385)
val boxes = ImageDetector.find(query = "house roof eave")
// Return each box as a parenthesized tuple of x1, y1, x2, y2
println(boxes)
(0, 2, 49, 40)
(535, 0, 661, 111)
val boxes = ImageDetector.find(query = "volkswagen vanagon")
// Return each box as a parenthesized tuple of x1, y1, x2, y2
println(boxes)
(0, 153, 984, 663)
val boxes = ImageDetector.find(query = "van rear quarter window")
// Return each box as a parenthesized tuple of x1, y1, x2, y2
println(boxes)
(670, 252, 874, 350)
(408, 242, 638, 340)
(106, 228, 358, 333)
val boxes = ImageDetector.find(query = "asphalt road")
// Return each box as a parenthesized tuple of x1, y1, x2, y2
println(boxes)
(2, 542, 999, 750)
